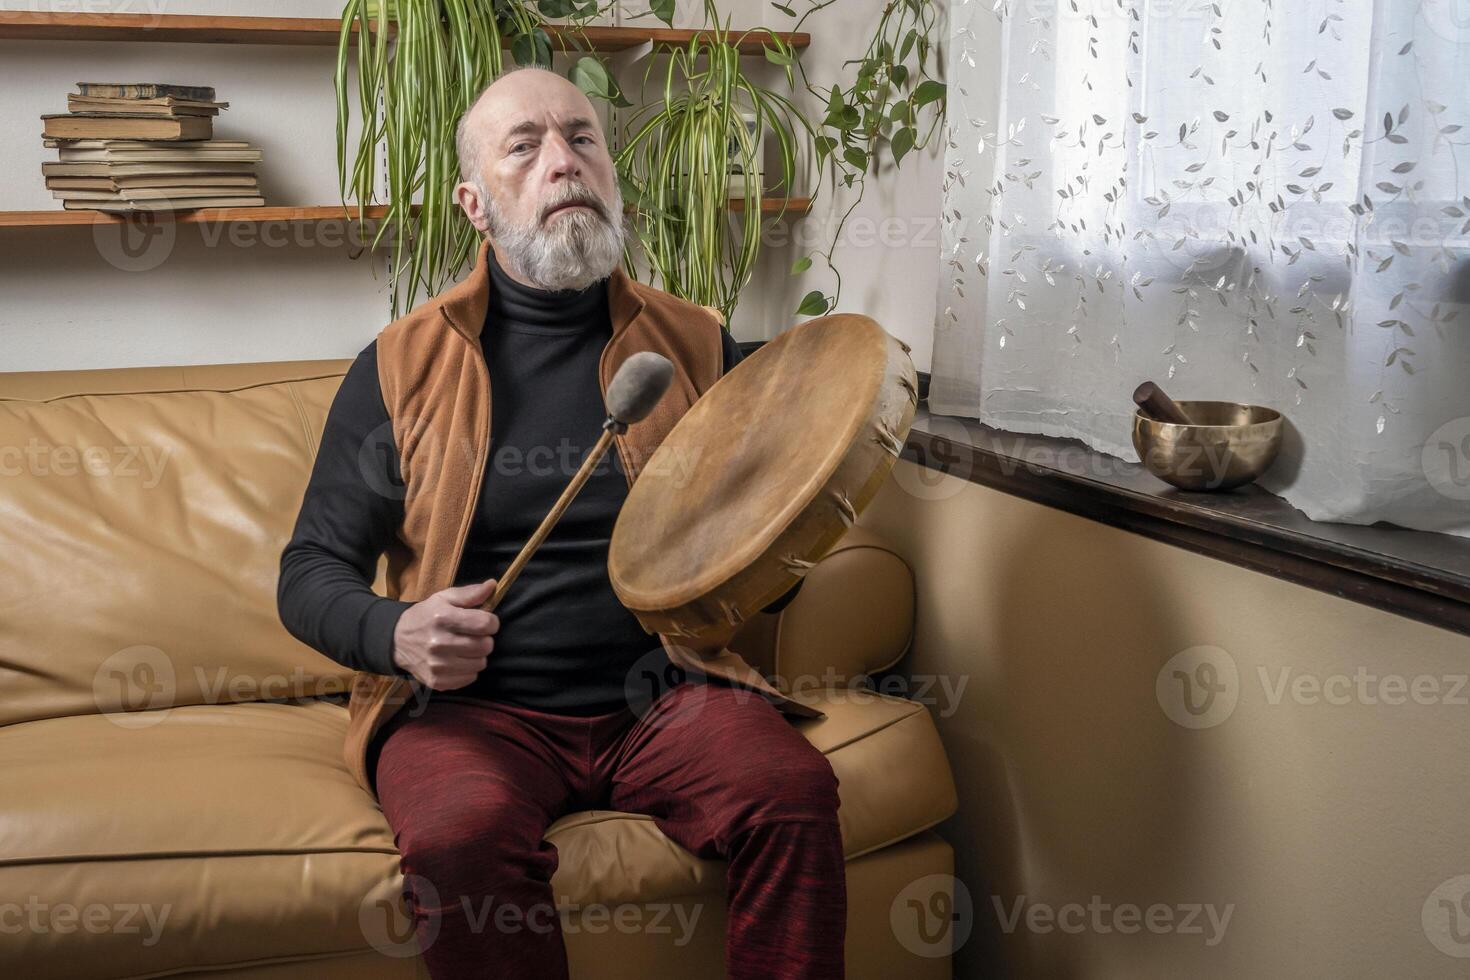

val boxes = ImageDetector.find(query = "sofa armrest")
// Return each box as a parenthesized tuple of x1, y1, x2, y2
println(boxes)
(729, 525, 916, 689)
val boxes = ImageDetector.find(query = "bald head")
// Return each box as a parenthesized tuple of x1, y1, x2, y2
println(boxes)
(452, 66, 624, 292)
(456, 66, 601, 183)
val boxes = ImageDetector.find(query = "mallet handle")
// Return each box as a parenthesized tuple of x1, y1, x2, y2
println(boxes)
(480, 427, 618, 613)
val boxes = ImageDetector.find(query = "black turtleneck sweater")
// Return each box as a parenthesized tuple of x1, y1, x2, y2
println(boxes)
(277, 248, 750, 715)
(452, 249, 667, 711)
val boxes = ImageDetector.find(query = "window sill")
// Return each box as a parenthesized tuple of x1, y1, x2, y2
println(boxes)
(902, 404, 1470, 637)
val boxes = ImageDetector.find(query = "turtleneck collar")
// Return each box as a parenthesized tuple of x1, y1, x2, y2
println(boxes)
(485, 244, 610, 335)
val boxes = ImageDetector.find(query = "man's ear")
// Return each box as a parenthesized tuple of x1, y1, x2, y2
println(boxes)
(455, 180, 491, 234)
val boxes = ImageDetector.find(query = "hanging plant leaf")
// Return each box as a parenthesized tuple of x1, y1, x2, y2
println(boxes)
(797, 290, 829, 316)
(765, 45, 794, 66)
(537, 0, 577, 18)
(899, 28, 918, 63)
(649, 0, 676, 27)
(532, 27, 554, 66)
(572, 56, 611, 97)
(511, 32, 536, 66)
(892, 126, 916, 165)
(791, 255, 812, 274)
(843, 146, 868, 170)
(571, 55, 628, 108)
(913, 79, 946, 108)
(771, 1, 796, 16)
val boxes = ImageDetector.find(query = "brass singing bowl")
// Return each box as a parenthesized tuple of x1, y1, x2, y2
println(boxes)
(1131, 401, 1284, 491)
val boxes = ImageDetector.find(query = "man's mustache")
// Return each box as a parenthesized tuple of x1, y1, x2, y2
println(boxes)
(542, 190, 607, 223)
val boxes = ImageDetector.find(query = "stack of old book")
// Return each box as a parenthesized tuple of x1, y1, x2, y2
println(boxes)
(41, 82, 264, 212)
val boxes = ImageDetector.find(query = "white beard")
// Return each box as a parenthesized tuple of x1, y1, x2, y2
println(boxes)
(483, 179, 626, 292)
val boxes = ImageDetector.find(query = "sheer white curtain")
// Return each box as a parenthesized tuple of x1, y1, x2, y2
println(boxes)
(931, 0, 1470, 535)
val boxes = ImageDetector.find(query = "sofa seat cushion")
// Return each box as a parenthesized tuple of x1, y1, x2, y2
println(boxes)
(0, 691, 954, 977)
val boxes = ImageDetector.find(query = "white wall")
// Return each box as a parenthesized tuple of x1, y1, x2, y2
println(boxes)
(0, 0, 948, 372)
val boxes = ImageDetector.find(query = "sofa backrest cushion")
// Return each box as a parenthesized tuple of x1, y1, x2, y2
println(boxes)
(728, 525, 916, 689)
(0, 360, 362, 728)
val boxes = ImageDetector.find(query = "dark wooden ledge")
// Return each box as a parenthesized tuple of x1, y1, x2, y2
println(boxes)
(901, 405, 1470, 637)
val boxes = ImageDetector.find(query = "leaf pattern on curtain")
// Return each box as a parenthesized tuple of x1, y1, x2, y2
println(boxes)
(931, 0, 1470, 535)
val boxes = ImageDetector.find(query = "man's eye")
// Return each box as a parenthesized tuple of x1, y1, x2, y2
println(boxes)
(574, 135, 594, 144)
(511, 143, 531, 154)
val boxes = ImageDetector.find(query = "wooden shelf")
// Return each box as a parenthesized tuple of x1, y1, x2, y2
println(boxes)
(0, 206, 391, 227)
(0, 12, 809, 54)
(0, 198, 812, 228)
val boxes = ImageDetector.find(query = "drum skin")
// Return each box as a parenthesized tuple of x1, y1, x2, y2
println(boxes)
(609, 313, 919, 638)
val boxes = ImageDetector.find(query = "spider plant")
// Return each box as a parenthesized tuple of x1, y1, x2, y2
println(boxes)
(335, 0, 623, 318)
(615, 0, 815, 325)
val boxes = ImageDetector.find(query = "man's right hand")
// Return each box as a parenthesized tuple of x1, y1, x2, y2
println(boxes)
(391, 578, 500, 690)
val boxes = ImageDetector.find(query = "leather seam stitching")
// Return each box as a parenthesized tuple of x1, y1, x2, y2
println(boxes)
(0, 846, 402, 868)
(0, 370, 349, 404)
(285, 381, 319, 458)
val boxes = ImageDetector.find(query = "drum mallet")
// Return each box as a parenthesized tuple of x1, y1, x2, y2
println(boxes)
(479, 351, 674, 614)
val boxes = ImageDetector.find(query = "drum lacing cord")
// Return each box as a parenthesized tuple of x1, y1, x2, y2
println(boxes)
(874, 420, 904, 456)
(718, 598, 747, 627)
(781, 555, 817, 573)
(830, 489, 857, 527)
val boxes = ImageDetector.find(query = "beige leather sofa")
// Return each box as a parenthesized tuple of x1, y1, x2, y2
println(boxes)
(0, 358, 958, 979)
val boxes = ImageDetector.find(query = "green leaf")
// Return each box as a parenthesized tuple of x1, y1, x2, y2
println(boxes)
(890, 63, 909, 87)
(764, 45, 793, 66)
(573, 54, 630, 108)
(511, 33, 536, 66)
(826, 85, 844, 116)
(572, 56, 613, 100)
(537, 0, 576, 18)
(532, 28, 553, 67)
(892, 126, 916, 165)
(797, 290, 828, 316)
(899, 28, 917, 63)
(791, 255, 812, 274)
(772, 2, 796, 15)
(650, 0, 676, 27)
(843, 146, 868, 170)
(914, 80, 946, 108)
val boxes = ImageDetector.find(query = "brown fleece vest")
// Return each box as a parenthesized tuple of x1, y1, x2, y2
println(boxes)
(340, 238, 820, 797)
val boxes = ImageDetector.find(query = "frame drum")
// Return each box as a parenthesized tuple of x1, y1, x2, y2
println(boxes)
(609, 313, 918, 638)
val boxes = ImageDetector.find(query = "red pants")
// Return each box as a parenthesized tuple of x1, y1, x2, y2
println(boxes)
(371, 679, 846, 979)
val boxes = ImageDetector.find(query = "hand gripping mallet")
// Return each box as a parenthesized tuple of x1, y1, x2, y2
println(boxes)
(478, 351, 674, 614)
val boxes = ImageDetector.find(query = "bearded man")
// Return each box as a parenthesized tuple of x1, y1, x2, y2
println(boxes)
(277, 65, 845, 979)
